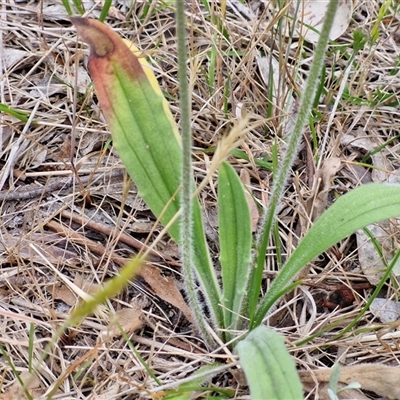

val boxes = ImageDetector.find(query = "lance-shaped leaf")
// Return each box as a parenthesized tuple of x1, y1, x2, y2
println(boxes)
(218, 162, 252, 336)
(254, 183, 400, 327)
(71, 18, 222, 328)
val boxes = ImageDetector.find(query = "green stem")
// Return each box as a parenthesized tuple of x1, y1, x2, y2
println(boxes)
(175, 1, 215, 345)
(248, 0, 340, 329)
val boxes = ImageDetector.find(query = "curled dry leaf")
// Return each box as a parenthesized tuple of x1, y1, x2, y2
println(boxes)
(299, 364, 400, 399)
(100, 305, 143, 341)
(139, 264, 194, 323)
(309, 157, 341, 219)
(300, 157, 341, 233)
(288, 0, 353, 43)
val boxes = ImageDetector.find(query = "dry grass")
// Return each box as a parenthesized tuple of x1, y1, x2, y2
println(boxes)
(1, 0, 400, 399)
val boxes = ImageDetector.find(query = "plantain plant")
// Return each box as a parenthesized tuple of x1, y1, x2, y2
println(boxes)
(68, 1, 400, 397)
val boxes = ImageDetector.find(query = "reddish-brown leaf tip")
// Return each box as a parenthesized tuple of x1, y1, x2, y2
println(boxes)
(70, 16, 148, 119)
(70, 17, 114, 57)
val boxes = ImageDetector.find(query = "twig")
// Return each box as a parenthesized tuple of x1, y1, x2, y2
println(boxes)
(0, 169, 124, 202)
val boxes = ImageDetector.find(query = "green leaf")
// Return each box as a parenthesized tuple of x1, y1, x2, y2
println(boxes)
(71, 18, 222, 328)
(99, 0, 112, 22)
(218, 162, 252, 336)
(254, 183, 400, 326)
(329, 363, 341, 395)
(235, 326, 303, 400)
(0, 103, 30, 122)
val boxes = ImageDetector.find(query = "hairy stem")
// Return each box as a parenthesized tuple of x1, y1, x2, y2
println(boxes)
(175, 1, 215, 346)
(249, 0, 340, 328)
